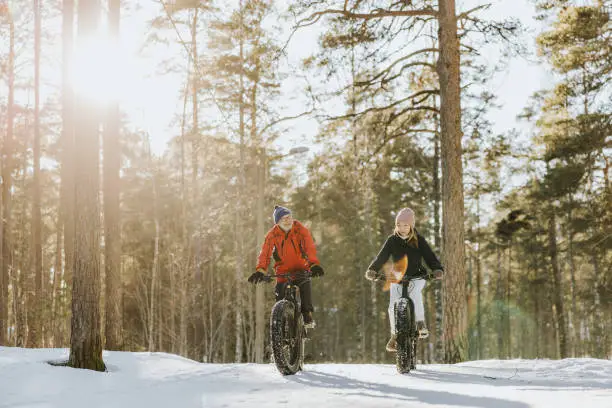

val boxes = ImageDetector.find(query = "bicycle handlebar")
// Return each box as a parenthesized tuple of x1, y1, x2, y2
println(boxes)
(374, 271, 438, 282)
(261, 270, 313, 283)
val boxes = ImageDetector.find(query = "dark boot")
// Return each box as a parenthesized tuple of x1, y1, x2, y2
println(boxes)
(416, 321, 429, 339)
(303, 311, 316, 329)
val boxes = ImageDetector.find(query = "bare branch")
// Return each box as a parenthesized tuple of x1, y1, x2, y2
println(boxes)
(371, 128, 437, 157)
(457, 4, 491, 21)
(329, 102, 438, 122)
(354, 48, 438, 86)
(257, 108, 315, 140)
(368, 62, 437, 89)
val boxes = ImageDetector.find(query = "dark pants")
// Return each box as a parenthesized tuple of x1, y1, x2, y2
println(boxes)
(275, 278, 313, 316)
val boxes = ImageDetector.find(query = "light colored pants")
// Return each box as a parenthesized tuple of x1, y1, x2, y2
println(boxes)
(388, 279, 426, 334)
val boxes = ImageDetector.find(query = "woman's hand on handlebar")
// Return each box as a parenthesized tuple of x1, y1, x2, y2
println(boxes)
(365, 269, 385, 282)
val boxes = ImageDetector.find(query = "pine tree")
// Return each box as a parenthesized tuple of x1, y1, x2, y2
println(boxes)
(68, 0, 105, 372)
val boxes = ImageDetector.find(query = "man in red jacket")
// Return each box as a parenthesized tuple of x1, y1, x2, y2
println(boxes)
(248, 206, 324, 328)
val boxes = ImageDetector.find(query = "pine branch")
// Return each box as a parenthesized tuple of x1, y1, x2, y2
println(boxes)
(354, 48, 438, 86)
(295, 6, 438, 30)
(326, 90, 438, 121)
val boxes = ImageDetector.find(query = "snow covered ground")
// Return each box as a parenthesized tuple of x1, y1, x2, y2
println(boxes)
(1, 347, 610, 408)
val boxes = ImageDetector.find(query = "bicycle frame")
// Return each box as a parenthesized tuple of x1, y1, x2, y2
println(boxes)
(266, 271, 312, 305)
(379, 272, 435, 374)
(397, 280, 418, 336)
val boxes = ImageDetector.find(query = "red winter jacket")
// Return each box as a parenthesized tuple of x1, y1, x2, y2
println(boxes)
(256, 220, 320, 283)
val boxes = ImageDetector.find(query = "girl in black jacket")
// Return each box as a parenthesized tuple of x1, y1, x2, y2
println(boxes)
(365, 208, 444, 352)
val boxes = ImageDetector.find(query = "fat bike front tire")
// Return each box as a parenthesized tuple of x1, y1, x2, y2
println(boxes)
(395, 298, 413, 374)
(270, 300, 303, 375)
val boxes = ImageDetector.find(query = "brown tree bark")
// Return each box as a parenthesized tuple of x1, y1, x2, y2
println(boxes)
(190, 7, 205, 361)
(496, 243, 504, 358)
(432, 111, 443, 362)
(103, 0, 123, 351)
(475, 194, 483, 360)
(15, 195, 28, 347)
(148, 153, 160, 353)
(68, 0, 105, 372)
(548, 209, 568, 358)
(0, 6, 15, 347)
(61, 0, 75, 343)
(252, 79, 265, 364)
(566, 194, 578, 356)
(179, 76, 189, 356)
(438, 0, 467, 363)
(28, 0, 44, 349)
(52, 217, 63, 346)
(235, 1, 245, 363)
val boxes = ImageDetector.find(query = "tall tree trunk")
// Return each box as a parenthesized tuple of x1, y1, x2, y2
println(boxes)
(466, 228, 473, 359)
(534, 279, 541, 358)
(104, 0, 123, 351)
(179, 76, 189, 357)
(148, 159, 159, 352)
(206, 251, 216, 361)
(548, 209, 568, 358)
(28, 0, 44, 349)
(16, 199, 27, 347)
(432, 112, 443, 362)
(365, 163, 377, 362)
(235, 1, 245, 363)
(348, 43, 367, 360)
(475, 194, 482, 360)
(253, 86, 265, 364)
(507, 241, 511, 358)
(190, 7, 204, 361)
(157, 273, 163, 351)
(496, 243, 504, 358)
(68, 0, 105, 372)
(0, 7, 15, 347)
(52, 217, 63, 346)
(566, 194, 578, 356)
(178, 77, 190, 356)
(61, 0, 75, 344)
(169, 249, 177, 354)
(438, 0, 467, 363)
(591, 251, 604, 357)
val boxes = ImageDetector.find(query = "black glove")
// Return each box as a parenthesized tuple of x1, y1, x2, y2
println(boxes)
(248, 271, 265, 284)
(310, 264, 324, 277)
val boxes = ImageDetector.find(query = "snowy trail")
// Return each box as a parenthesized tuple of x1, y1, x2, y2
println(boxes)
(1, 347, 611, 408)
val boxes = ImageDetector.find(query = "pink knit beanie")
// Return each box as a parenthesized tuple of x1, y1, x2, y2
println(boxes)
(395, 208, 415, 226)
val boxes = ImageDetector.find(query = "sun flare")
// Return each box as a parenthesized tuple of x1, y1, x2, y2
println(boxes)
(69, 29, 136, 105)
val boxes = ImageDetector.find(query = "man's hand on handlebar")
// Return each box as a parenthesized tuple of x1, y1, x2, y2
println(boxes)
(310, 264, 324, 277)
(247, 271, 266, 284)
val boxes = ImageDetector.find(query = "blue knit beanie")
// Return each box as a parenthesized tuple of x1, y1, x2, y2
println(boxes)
(273, 205, 291, 224)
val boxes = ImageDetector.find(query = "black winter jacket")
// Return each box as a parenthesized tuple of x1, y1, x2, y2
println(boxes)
(368, 232, 444, 281)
